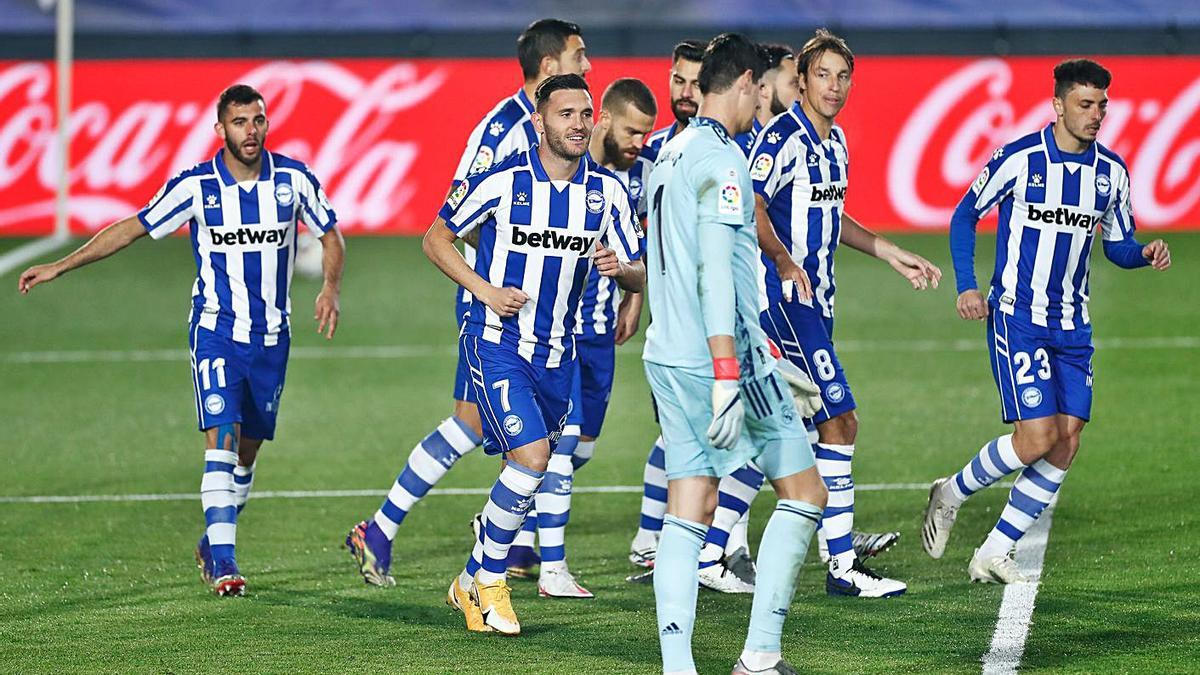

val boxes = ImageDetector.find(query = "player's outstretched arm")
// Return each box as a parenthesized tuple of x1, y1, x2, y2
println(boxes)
(314, 228, 345, 339)
(839, 213, 941, 291)
(755, 195, 812, 302)
(18, 216, 147, 294)
(422, 216, 527, 317)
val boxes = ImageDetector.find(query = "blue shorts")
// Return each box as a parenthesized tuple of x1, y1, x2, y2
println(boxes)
(760, 300, 856, 424)
(451, 304, 476, 403)
(987, 310, 1094, 423)
(645, 362, 815, 481)
(188, 324, 289, 440)
(461, 334, 574, 455)
(565, 333, 616, 438)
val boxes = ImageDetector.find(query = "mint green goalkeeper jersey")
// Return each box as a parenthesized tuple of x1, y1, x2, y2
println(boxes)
(642, 116, 774, 381)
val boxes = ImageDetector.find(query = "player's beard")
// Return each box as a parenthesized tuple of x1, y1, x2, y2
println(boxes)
(544, 126, 589, 162)
(769, 90, 789, 117)
(225, 134, 265, 167)
(671, 97, 698, 126)
(602, 130, 638, 171)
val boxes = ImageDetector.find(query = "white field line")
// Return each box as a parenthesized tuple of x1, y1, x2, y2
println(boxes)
(3, 336, 1197, 365)
(0, 234, 70, 277)
(0, 481, 956, 504)
(981, 500, 1058, 675)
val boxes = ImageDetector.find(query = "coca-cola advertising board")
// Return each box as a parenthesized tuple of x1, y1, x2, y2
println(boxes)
(2, 56, 1199, 236)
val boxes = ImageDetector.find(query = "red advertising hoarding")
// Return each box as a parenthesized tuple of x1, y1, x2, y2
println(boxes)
(2, 56, 1199, 235)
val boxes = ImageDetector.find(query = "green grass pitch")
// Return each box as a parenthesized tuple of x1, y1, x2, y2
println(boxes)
(1, 233, 1197, 673)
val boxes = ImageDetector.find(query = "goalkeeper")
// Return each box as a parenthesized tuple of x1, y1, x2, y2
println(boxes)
(641, 32, 828, 675)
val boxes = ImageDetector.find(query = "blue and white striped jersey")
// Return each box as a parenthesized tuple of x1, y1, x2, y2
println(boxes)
(440, 147, 644, 368)
(639, 122, 682, 163)
(453, 88, 539, 183)
(574, 154, 652, 337)
(733, 117, 764, 158)
(453, 89, 540, 318)
(137, 150, 336, 346)
(750, 102, 849, 318)
(952, 124, 1139, 329)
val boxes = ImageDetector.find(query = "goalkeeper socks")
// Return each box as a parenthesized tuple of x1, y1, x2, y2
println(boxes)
(655, 515, 706, 674)
(977, 460, 1067, 559)
(637, 437, 669, 540)
(744, 500, 821, 656)
(232, 461, 256, 514)
(946, 434, 1024, 505)
(536, 429, 578, 564)
(201, 449, 239, 564)
(704, 462, 765, 563)
(474, 461, 543, 585)
(814, 443, 856, 576)
(374, 416, 482, 539)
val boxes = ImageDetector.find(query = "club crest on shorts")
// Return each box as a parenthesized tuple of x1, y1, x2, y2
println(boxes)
(825, 382, 846, 404)
(1021, 387, 1043, 408)
(503, 414, 524, 437)
(204, 393, 226, 416)
(274, 182, 294, 207)
(586, 189, 605, 214)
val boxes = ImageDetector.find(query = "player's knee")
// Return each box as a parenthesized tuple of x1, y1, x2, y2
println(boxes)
(1015, 422, 1059, 460)
(806, 482, 829, 510)
(1052, 431, 1083, 467)
(820, 411, 857, 444)
(453, 402, 483, 438)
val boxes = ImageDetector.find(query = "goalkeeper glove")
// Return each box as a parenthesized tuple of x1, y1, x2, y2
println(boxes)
(706, 358, 744, 449)
(765, 338, 822, 418)
(774, 356, 822, 418)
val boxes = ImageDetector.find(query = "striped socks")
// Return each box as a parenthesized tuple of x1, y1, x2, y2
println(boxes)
(374, 416, 482, 538)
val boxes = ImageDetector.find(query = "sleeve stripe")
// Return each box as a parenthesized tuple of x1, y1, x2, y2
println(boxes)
(448, 197, 501, 234)
(147, 199, 193, 232)
(607, 203, 639, 261)
(973, 177, 1018, 217)
(142, 174, 190, 214)
(302, 203, 335, 232)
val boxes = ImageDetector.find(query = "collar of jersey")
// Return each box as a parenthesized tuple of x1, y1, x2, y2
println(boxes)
(515, 88, 535, 115)
(690, 116, 731, 141)
(790, 101, 831, 145)
(214, 149, 272, 187)
(1041, 123, 1096, 166)
(527, 144, 589, 184)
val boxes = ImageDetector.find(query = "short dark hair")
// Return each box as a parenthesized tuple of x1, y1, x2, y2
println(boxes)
(758, 43, 795, 72)
(602, 78, 657, 118)
(797, 29, 854, 77)
(517, 18, 583, 80)
(216, 84, 264, 121)
(535, 73, 590, 111)
(1053, 59, 1112, 99)
(672, 39, 706, 64)
(698, 33, 766, 96)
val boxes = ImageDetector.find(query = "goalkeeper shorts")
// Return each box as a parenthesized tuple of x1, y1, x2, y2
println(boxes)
(643, 362, 813, 481)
